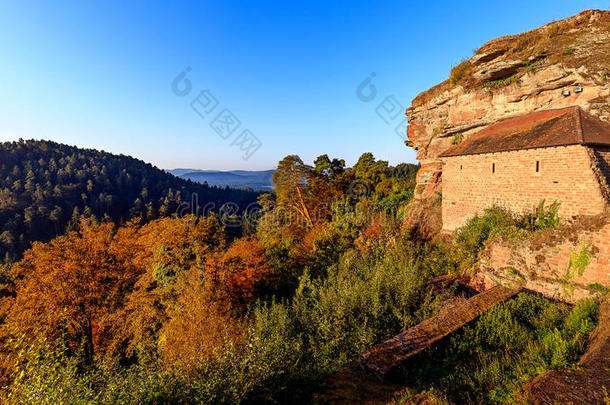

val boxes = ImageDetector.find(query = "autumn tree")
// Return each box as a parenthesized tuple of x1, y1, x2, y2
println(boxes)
(2, 220, 141, 366)
(205, 237, 271, 304)
(106, 214, 228, 361)
(160, 269, 244, 373)
(272, 155, 316, 229)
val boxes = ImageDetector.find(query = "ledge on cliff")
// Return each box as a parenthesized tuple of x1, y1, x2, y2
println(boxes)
(411, 9, 610, 109)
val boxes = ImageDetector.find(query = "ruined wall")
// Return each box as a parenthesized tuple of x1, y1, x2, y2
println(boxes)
(477, 217, 610, 302)
(442, 145, 607, 231)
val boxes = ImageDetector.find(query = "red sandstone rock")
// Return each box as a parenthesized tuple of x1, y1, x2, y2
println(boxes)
(404, 10, 610, 203)
(478, 214, 610, 302)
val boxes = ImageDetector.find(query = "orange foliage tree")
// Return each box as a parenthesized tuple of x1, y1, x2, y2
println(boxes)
(160, 268, 244, 373)
(205, 237, 271, 304)
(1, 212, 274, 380)
(104, 214, 229, 360)
(2, 219, 142, 365)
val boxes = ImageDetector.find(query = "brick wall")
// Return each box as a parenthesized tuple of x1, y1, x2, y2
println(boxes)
(478, 218, 610, 301)
(441, 145, 607, 231)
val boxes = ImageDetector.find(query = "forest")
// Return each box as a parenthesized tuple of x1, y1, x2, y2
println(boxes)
(0, 144, 599, 404)
(0, 139, 259, 263)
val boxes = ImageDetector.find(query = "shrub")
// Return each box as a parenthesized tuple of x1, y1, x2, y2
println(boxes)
(1, 336, 189, 405)
(547, 23, 561, 38)
(240, 236, 456, 402)
(379, 188, 415, 216)
(561, 242, 594, 297)
(450, 60, 472, 84)
(453, 207, 524, 269)
(512, 33, 541, 54)
(453, 201, 562, 271)
(522, 200, 560, 230)
(522, 58, 546, 73)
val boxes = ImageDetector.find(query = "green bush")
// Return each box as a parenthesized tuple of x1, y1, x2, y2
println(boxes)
(379, 189, 415, 216)
(2, 336, 189, 405)
(453, 201, 562, 271)
(453, 207, 524, 269)
(483, 74, 519, 88)
(238, 236, 457, 402)
(522, 200, 560, 230)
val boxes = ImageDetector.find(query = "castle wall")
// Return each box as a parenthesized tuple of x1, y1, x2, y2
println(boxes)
(441, 145, 607, 231)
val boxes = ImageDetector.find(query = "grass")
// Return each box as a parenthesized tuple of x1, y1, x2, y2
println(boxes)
(588, 283, 610, 293)
(482, 58, 546, 89)
(561, 242, 594, 297)
(450, 60, 472, 84)
(400, 294, 599, 404)
(547, 23, 562, 38)
(512, 33, 542, 54)
(563, 47, 575, 55)
(507, 267, 526, 281)
(433, 125, 445, 136)
(523, 58, 546, 73)
(484, 74, 519, 88)
(522, 200, 561, 231)
(452, 202, 561, 273)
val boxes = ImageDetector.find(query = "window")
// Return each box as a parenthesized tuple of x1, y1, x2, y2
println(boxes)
(492, 163, 495, 173)
(460, 165, 463, 170)
(536, 160, 539, 172)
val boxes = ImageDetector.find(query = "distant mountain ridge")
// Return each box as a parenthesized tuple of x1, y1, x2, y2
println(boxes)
(170, 169, 276, 191)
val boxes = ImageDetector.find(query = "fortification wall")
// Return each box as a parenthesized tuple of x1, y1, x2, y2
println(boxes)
(442, 145, 607, 231)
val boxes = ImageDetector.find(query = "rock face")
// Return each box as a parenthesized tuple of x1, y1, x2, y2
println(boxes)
(405, 9, 610, 203)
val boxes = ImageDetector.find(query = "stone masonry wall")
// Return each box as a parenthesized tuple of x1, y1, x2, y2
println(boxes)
(441, 145, 607, 231)
(478, 217, 610, 302)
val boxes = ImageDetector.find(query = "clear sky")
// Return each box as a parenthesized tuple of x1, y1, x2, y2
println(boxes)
(0, 1, 607, 170)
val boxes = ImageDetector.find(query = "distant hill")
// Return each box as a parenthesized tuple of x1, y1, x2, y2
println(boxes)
(0, 140, 260, 263)
(170, 169, 276, 191)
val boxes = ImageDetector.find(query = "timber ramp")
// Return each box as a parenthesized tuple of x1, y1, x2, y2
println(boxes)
(359, 284, 521, 380)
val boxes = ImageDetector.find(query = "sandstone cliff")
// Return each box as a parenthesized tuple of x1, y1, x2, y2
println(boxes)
(405, 9, 610, 206)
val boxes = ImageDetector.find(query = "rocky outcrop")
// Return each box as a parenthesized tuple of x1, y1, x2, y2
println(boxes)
(405, 10, 610, 203)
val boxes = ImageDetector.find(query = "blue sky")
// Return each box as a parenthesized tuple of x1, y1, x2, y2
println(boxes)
(0, 1, 607, 170)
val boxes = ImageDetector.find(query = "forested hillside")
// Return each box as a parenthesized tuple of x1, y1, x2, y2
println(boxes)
(2, 148, 597, 405)
(0, 139, 259, 263)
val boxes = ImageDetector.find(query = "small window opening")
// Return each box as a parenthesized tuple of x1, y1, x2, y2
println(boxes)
(492, 163, 495, 173)
(536, 161, 539, 172)
(460, 165, 463, 170)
